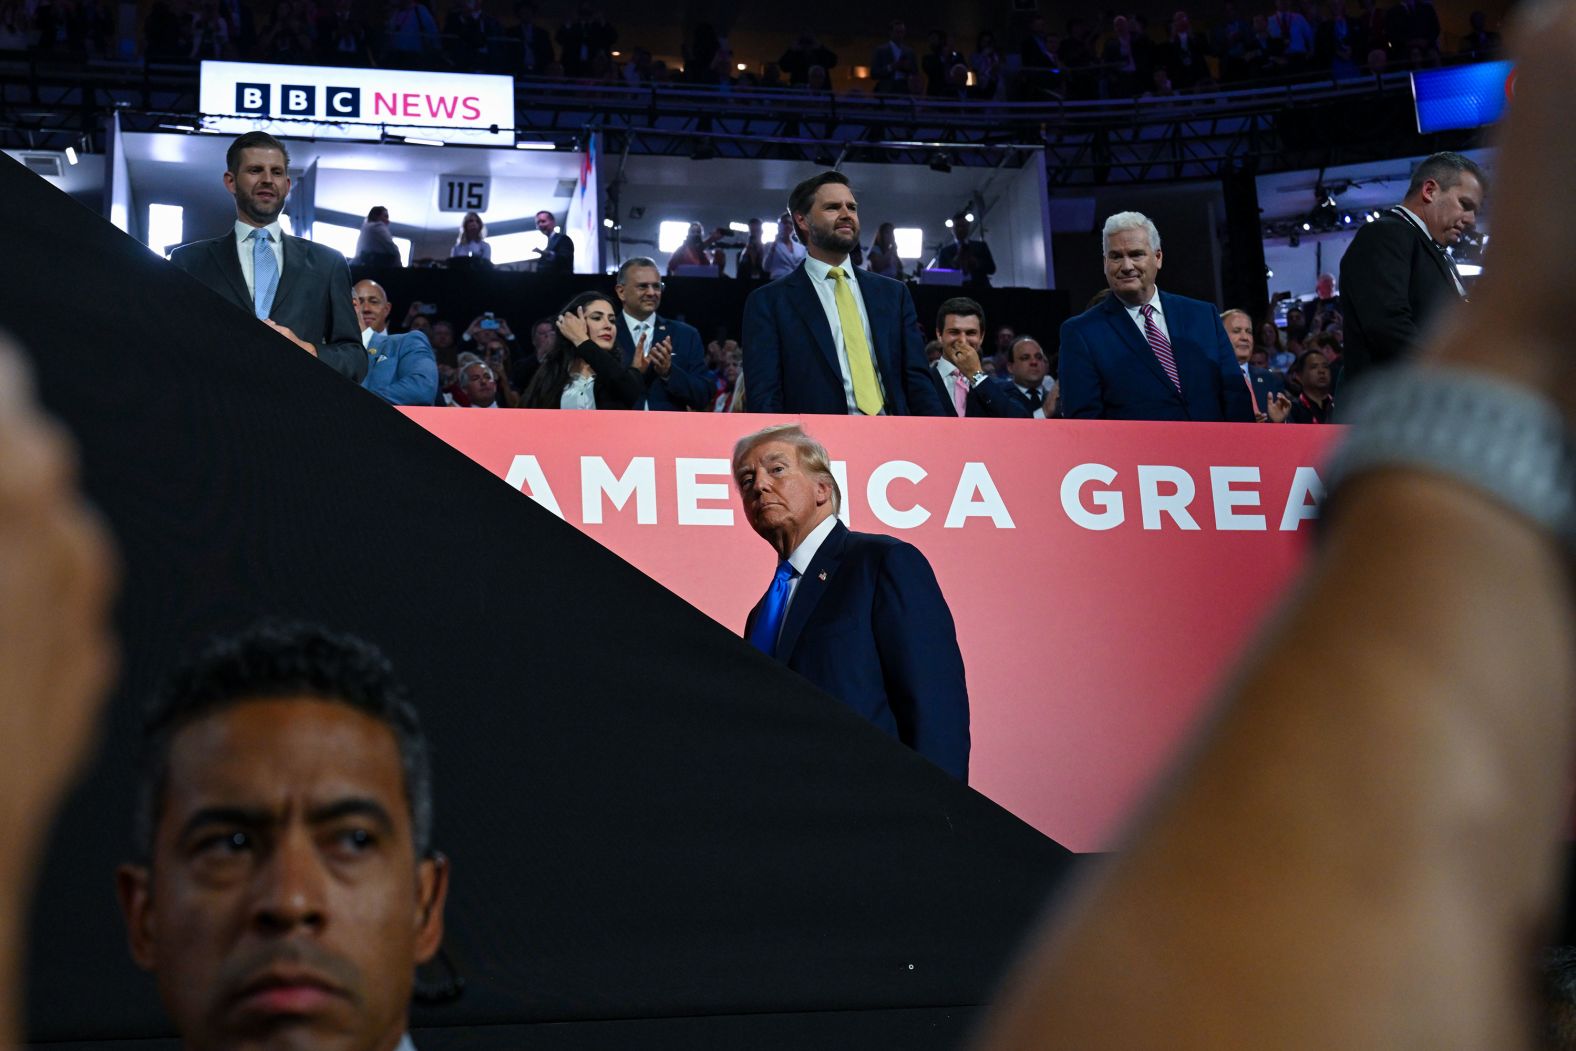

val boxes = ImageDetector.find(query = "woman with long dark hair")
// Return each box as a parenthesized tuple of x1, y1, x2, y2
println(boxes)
(520, 291, 645, 410)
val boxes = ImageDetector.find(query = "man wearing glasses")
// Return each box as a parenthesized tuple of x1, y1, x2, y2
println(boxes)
(612, 257, 711, 411)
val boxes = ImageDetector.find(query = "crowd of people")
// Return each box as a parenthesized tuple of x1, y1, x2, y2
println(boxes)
(0, 0, 1501, 101)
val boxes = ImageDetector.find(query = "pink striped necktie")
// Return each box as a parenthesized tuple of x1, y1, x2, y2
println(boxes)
(1140, 304, 1181, 392)
(951, 371, 969, 416)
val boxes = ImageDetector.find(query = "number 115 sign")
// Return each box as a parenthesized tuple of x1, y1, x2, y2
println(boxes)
(438, 175, 490, 213)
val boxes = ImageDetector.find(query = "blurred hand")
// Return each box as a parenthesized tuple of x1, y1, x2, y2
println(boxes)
(630, 330, 651, 373)
(1266, 391, 1292, 423)
(944, 338, 982, 376)
(0, 338, 117, 883)
(649, 335, 673, 377)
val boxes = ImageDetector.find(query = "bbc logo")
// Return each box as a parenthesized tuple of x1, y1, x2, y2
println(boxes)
(235, 83, 361, 118)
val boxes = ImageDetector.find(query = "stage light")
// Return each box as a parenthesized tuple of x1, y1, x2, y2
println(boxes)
(736, 63, 746, 71)
(965, 212, 975, 223)
(944, 218, 954, 229)
(1342, 214, 1352, 224)
(893, 227, 924, 259)
(729, 221, 751, 233)
(1301, 222, 1311, 232)
(1457, 263, 1483, 277)
(1365, 213, 1376, 222)
(659, 220, 691, 252)
(603, 217, 615, 228)
(64, 146, 77, 165)
(515, 141, 554, 150)
(1266, 268, 1274, 278)
(404, 137, 444, 147)
(146, 203, 183, 256)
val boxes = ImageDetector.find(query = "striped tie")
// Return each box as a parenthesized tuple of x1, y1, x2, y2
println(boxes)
(1140, 304, 1180, 392)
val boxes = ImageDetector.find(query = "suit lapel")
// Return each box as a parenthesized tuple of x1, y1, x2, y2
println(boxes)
(212, 232, 252, 311)
(787, 265, 841, 385)
(775, 519, 847, 663)
(1390, 210, 1462, 297)
(270, 234, 303, 317)
(614, 312, 634, 366)
(1102, 295, 1173, 391)
(927, 363, 958, 416)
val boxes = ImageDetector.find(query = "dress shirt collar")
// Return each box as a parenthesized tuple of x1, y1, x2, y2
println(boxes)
(396, 1035, 417, 1051)
(934, 356, 961, 380)
(622, 310, 655, 336)
(1121, 287, 1162, 323)
(804, 253, 852, 282)
(1014, 381, 1037, 397)
(1394, 205, 1436, 244)
(786, 512, 839, 577)
(234, 218, 283, 245)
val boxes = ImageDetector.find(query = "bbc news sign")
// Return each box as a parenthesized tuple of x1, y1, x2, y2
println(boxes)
(403, 409, 1341, 852)
(198, 61, 514, 146)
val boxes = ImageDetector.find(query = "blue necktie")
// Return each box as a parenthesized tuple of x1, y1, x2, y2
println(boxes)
(747, 561, 796, 657)
(251, 228, 279, 320)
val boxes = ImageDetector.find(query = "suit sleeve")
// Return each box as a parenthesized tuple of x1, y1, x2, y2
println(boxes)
(317, 254, 368, 381)
(1057, 320, 1102, 419)
(1211, 310, 1255, 422)
(873, 543, 970, 782)
(652, 324, 712, 410)
(741, 286, 784, 412)
(553, 234, 576, 271)
(379, 332, 438, 407)
(967, 377, 1032, 418)
(1340, 224, 1418, 371)
(898, 286, 946, 416)
(578, 339, 645, 409)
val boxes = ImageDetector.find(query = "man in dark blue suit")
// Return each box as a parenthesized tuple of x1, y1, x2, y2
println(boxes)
(611, 256, 711, 411)
(732, 423, 969, 781)
(1222, 307, 1290, 422)
(1059, 212, 1252, 422)
(353, 280, 438, 407)
(742, 171, 945, 416)
(534, 209, 574, 274)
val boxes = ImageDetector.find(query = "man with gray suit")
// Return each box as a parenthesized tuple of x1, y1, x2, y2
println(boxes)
(170, 131, 365, 381)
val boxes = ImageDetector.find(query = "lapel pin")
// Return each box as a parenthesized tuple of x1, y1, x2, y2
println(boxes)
(818, 571, 827, 581)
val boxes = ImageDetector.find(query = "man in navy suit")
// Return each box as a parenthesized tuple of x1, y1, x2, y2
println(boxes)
(1059, 212, 1251, 422)
(926, 296, 1042, 418)
(611, 256, 711, 410)
(1220, 308, 1290, 422)
(733, 423, 969, 781)
(742, 171, 945, 416)
(353, 280, 439, 407)
(169, 131, 365, 381)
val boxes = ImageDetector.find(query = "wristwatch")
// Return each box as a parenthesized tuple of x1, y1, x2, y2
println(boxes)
(970, 370, 987, 386)
(1326, 365, 1576, 544)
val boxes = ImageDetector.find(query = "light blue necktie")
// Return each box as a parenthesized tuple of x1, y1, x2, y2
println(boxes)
(747, 561, 796, 658)
(251, 228, 279, 320)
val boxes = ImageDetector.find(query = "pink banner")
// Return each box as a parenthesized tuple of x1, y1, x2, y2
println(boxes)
(404, 408, 1340, 851)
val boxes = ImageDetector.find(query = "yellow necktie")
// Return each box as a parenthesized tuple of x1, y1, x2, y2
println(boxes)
(827, 267, 884, 416)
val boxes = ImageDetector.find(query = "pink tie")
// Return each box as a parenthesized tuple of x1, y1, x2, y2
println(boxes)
(1140, 304, 1181, 392)
(952, 372, 969, 417)
(1242, 368, 1259, 414)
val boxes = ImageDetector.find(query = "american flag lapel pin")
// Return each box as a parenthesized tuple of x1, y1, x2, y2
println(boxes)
(818, 571, 827, 581)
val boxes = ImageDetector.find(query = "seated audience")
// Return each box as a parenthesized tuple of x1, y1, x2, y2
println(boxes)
(1284, 348, 1334, 422)
(519, 291, 644, 410)
(612, 256, 711, 410)
(513, 315, 557, 390)
(448, 357, 499, 407)
(450, 210, 491, 261)
(353, 279, 438, 407)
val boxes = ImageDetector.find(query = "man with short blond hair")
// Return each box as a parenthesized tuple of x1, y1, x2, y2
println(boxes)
(732, 423, 969, 779)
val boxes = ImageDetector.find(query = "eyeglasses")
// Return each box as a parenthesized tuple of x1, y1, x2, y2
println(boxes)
(627, 282, 664, 292)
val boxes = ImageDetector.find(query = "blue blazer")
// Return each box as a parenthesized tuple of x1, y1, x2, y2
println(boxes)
(742, 262, 946, 416)
(614, 312, 710, 411)
(1059, 291, 1253, 422)
(744, 520, 970, 781)
(361, 329, 438, 407)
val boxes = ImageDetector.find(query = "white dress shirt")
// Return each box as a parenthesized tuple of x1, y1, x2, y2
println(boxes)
(803, 253, 887, 415)
(1013, 381, 1049, 419)
(774, 512, 839, 647)
(1121, 288, 1170, 343)
(233, 219, 284, 300)
(560, 370, 597, 410)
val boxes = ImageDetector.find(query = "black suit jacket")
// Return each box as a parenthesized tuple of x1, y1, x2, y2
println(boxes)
(539, 231, 574, 274)
(169, 229, 365, 380)
(1339, 208, 1461, 378)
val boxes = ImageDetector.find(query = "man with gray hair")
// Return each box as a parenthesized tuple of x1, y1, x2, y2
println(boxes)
(612, 256, 710, 410)
(731, 423, 970, 780)
(1059, 211, 1250, 421)
(1340, 150, 1486, 378)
